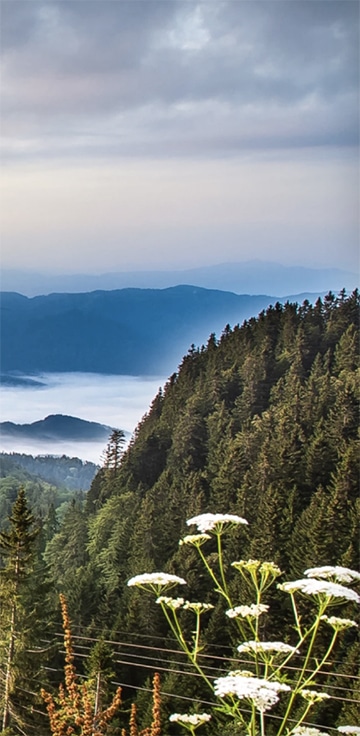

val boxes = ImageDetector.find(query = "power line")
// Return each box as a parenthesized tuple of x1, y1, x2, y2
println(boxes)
(48, 631, 360, 684)
(41, 647, 360, 709)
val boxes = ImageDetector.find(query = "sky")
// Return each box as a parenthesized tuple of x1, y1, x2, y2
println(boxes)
(0, 0, 359, 275)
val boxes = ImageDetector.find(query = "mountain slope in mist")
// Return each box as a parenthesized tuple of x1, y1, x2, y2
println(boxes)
(0, 285, 327, 375)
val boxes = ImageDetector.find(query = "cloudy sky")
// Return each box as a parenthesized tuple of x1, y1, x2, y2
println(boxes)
(1, 0, 358, 274)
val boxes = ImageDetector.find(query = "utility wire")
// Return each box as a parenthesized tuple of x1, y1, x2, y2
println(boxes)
(51, 630, 360, 677)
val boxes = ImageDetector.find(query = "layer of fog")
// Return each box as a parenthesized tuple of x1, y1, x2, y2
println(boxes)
(0, 373, 166, 464)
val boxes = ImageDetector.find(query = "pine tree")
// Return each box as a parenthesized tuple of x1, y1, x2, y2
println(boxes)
(103, 430, 126, 478)
(0, 487, 38, 733)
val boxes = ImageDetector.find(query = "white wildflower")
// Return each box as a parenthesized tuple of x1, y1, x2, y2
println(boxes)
(186, 513, 248, 533)
(169, 713, 211, 726)
(183, 601, 214, 613)
(278, 579, 360, 603)
(213, 672, 290, 712)
(127, 573, 187, 589)
(320, 615, 358, 630)
(291, 729, 330, 736)
(226, 604, 269, 619)
(156, 596, 185, 609)
(300, 689, 331, 702)
(179, 534, 211, 546)
(237, 640, 298, 655)
(304, 566, 360, 584)
(338, 728, 360, 734)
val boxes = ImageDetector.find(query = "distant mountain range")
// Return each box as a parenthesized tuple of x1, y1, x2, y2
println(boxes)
(0, 414, 114, 441)
(1, 261, 357, 297)
(0, 285, 338, 375)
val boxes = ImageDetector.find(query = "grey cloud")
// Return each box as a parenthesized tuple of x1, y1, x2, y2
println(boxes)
(1, 0, 358, 158)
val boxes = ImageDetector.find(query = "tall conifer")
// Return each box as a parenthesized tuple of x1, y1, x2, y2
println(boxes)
(0, 487, 38, 733)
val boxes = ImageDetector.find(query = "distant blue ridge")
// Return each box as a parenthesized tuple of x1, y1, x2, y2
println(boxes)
(0, 414, 115, 441)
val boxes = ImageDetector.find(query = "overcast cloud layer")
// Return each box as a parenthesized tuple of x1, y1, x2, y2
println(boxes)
(0, 1, 359, 273)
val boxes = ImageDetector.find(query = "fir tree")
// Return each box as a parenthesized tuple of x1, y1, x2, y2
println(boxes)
(0, 487, 38, 733)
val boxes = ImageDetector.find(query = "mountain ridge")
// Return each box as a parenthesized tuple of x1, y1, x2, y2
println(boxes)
(1, 284, 350, 376)
(1, 261, 357, 297)
(0, 414, 114, 441)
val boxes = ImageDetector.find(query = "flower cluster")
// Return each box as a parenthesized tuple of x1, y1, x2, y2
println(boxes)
(213, 672, 290, 712)
(304, 566, 360, 584)
(179, 534, 211, 546)
(320, 615, 358, 630)
(169, 713, 211, 726)
(232, 559, 282, 577)
(183, 601, 214, 613)
(278, 578, 360, 603)
(232, 558, 261, 572)
(186, 513, 248, 533)
(237, 640, 298, 655)
(226, 603, 269, 619)
(127, 573, 187, 590)
(300, 689, 330, 703)
(129, 517, 359, 736)
(156, 596, 185, 609)
(291, 729, 330, 736)
(156, 597, 213, 613)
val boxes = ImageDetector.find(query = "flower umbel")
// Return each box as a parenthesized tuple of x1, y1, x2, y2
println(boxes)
(237, 640, 298, 655)
(259, 561, 283, 577)
(127, 573, 187, 593)
(186, 513, 248, 533)
(213, 672, 290, 712)
(320, 615, 358, 630)
(179, 534, 211, 547)
(291, 729, 331, 736)
(232, 559, 261, 572)
(278, 578, 360, 603)
(169, 713, 211, 726)
(304, 566, 360, 584)
(226, 603, 269, 619)
(183, 601, 214, 613)
(338, 728, 360, 734)
(156, 596, 185, 609)
(300, 689, 331, 703)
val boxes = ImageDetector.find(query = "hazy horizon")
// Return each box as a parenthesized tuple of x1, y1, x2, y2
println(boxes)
(1, 260, 357, 301)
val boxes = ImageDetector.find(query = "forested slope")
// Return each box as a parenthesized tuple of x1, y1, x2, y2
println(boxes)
(42, 290, 360, 729)
(85, 290, 359, 573)
(0, 291, 359, 734)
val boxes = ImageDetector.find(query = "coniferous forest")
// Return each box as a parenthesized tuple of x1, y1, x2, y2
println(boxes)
(0, 291, 359, 735)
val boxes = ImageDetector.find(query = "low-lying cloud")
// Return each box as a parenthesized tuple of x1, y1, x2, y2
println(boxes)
(0, 373, 166, 464)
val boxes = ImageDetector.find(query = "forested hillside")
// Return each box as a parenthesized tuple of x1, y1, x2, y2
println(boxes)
(0, 291, 359, 734)
(0, 452, 98, 492)
(0, 452, 98, 533)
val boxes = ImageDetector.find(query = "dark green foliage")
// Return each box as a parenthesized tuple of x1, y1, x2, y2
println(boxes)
(66, 290, 358, 727)
(0, 452, 98, 491)
(0, 488, 50, 735)
(0, 453, 94, 535)
(14, 290, 360, 730)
